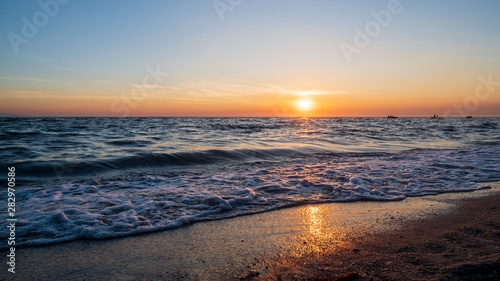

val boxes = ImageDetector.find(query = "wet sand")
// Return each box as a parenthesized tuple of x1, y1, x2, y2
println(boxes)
(2, 182, 499, 281)
(259, 182, 500, 281)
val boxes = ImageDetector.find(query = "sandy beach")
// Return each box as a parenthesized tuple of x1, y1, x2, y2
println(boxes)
(2, 182, 499, 281)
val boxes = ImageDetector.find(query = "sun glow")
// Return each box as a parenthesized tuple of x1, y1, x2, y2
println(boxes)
(296, 99, 313, 111)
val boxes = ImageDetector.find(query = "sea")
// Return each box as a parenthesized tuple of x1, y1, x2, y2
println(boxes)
(1, 117, 499, 248)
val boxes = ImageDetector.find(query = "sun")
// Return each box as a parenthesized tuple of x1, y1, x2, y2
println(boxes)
(296, 99, 313, 111)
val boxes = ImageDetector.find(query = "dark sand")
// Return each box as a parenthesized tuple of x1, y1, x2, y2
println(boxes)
(2, 182, 499, 281)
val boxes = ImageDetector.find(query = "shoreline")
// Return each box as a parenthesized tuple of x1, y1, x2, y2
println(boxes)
(2, 182, 499, 280)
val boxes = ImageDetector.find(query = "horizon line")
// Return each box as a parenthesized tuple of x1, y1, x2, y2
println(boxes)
(1, 115, 499, 118)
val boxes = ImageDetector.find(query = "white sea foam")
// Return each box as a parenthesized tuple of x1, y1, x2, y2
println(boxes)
(2, 146, 499, 248)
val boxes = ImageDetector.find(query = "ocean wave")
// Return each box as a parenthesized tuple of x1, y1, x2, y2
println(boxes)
(3, 130, 43, 137)
(5, 148, 306, 179)
(1, 117, 499, 248)
(106, 140, 154, 147)
(1, 145, 498, 249)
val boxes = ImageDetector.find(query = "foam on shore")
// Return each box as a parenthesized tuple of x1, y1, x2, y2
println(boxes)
(2, 146, 498, 249)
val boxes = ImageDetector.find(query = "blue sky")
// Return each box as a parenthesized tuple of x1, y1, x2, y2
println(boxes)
(1, 0, 499, 116)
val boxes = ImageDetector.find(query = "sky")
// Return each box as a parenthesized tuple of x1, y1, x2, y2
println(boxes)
(0, 0, 499, 117)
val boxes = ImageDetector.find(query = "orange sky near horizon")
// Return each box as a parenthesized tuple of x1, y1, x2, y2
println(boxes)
(2, 84, 499, 117)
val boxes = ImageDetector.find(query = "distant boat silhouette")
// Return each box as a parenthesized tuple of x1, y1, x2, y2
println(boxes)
(466, 116, 473, 118)
(387, 115, 398, 119)
(431, 114, 439, 119)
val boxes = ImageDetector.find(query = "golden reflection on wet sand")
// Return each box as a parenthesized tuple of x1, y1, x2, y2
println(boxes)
(287, 205, 348, 259)
(304, 206, 323, 237)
